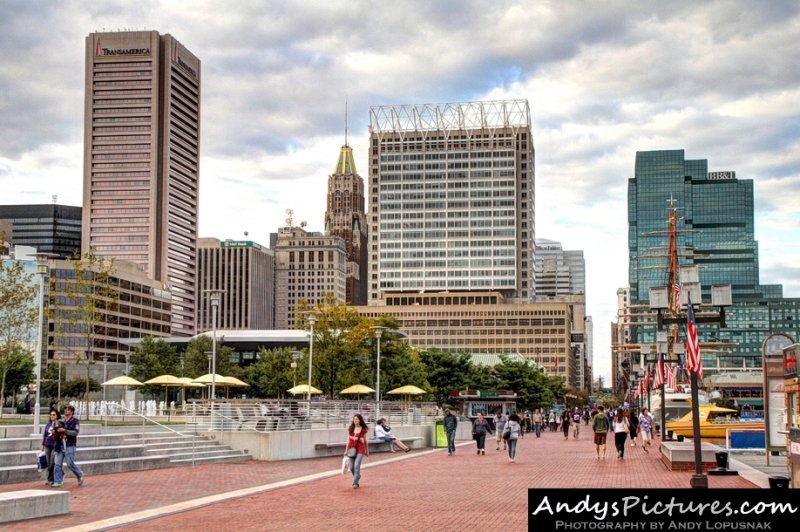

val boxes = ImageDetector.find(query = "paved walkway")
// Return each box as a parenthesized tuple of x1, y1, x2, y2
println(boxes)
(1, 428, 757, 532)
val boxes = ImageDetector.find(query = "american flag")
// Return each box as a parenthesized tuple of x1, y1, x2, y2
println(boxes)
(666, 363, 678, 390)
(685, 294, 703, 380)
(635, 380, 643, 399)
(673, 283, 681, 312)
(652, 352, 665, 388)
(644, 365, 651, 394)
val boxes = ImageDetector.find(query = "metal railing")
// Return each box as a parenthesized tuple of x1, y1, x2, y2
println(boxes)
(111, 403, 201, 466)
(185, 399, 440, 433)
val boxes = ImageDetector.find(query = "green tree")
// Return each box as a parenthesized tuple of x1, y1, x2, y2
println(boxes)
(63, 377, 100, 399)
(128, 336, 181, 397)
(245, 347, 295, 399)
(418, 349, 472, 406)
(297, 295, 373, 399)
(182, 335, 240, 399)
(50, 253, 119, 419)
(0, 260, 38, 417)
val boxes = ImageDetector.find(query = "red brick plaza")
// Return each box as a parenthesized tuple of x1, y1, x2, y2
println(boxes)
(3, 428, 755, 532)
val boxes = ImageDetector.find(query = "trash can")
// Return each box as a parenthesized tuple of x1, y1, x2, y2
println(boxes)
(768, 476, 789, 489)
(715, 451, 729, 469)
(435, 421, 447, 448)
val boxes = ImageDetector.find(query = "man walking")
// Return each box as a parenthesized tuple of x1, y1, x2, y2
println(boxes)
(57, 405, 84, 486)
(591, 405, 610, 460)
(494, 411, 507, 451)
(532, 408, 543, 438)
(443, 409, 458, 456)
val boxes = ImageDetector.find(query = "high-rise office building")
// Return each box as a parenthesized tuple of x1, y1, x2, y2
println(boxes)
(627, 149, 798, 374)
(324, 144, 367, 306)
(0, 204, 82, 258)
(534, 238, 585, 296)
(82, 31, 200, 336)
(272, 226, 347, 329)
(367, 100, 535, 303)
(195, 238, 275, 332)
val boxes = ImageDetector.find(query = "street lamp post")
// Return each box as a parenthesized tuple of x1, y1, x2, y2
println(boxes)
(57, 353, 63, 406)
(371, 326, 387, 418)
(291, 351, 301, 387)
(305, 312, 317, 401)
(207, 291, 223, 401)
(32, 254, 50, 437)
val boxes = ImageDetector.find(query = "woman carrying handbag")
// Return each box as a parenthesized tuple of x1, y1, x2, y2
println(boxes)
(344, 414, 369, 489)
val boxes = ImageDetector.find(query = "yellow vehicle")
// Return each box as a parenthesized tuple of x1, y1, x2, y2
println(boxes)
(666, 404, 764, 440)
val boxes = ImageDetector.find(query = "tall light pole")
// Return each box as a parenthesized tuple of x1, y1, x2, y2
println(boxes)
(305, 312, 317, 401)
(291, 350, 301, 387)
(32, 254, 50, 437)
(372, 326, 387, 417)
(206, 290, 223, 401)
(57, 353, 63, 406)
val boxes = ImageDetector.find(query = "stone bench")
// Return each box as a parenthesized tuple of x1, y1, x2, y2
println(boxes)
(315, 437, 424, 455)
(0, 489, 69, 523)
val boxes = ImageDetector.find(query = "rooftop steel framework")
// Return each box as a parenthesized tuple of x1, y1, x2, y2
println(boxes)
(369, 100, 531, 138)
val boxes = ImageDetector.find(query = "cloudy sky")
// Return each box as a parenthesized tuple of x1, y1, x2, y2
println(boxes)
(2, 1, 799, 384)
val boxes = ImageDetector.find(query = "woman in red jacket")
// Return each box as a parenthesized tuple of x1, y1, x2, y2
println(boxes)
(344, 414, 369, 488)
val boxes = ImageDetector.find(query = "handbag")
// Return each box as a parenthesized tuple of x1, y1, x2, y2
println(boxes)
(346, 447, 357, 458)
(341, 455, 350, 474)
(502, 429, 511, 441)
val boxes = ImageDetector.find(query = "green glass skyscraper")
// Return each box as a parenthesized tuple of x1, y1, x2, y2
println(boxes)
(628, 149, 797, 372)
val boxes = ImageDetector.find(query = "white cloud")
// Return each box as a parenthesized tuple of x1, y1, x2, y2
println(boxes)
(1, 0, 798, 385)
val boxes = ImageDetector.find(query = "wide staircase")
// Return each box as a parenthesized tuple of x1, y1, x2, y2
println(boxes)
(0, 424, 251, 484)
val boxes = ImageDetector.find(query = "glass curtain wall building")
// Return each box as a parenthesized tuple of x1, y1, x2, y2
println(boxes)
(628, 149, 798, 373)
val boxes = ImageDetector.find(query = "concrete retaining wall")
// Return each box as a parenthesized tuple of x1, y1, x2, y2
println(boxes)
(206, 425, 435, 461)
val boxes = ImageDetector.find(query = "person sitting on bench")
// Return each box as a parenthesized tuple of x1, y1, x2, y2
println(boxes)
(375, 418, 410, 453)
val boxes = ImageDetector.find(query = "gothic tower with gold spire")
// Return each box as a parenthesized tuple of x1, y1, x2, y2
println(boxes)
(324, 143, 368, 305)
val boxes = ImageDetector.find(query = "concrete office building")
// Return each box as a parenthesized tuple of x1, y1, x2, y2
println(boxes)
(272, 226, 347, 329)
(534, 238, 585, 297)
(0, 204, 82, 258)
(324, 144, 368, 306)
(196, 238, 275, 332)
(357, 292, 582, 386)
(46, 258, 172, 366)
(367, 100, 535, 303)
(82, 31, 200, 336)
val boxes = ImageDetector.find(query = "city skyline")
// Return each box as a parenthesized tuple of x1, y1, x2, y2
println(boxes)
(2, 2, 798, 384)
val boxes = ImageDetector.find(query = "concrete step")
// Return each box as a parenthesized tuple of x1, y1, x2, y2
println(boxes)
(0, 489, 69, 524)
(0, 445, 144, 467)
(0, 433, 143, 453)
(0, 424, 104, 439)
(0, 454, 172, 484)
(144, 444, 225, 455)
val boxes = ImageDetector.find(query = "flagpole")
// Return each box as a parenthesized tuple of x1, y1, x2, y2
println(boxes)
(689, 369, 707, 488)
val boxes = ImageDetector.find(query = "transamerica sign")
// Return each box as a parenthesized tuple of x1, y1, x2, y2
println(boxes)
(95, 37, 151, 57)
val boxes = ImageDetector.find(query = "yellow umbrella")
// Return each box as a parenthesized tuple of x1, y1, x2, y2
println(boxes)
(340, 384, 375, 401)
(192, 373, 227, 384)
(220, 376, 249, 387)
(387, 385, 426, 395)
(176, 377, 205, 388)
(176, 377, 204, 405)
(144, 375, 182, 409)
(287, 384, 322, 395)
(101, 375, 143, 405)
(101, 376, 142, 386)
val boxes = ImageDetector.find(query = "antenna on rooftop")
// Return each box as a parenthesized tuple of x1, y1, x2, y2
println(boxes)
(52, 195, 57, 204)
(344, 97, 348, 147)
